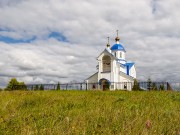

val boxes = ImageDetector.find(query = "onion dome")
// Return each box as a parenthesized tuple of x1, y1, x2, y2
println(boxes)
(111, 43, 125, 51)
(111, 30, 125, 51)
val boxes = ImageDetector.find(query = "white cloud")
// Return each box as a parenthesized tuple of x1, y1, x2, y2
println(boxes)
(0, 0, 180, 87)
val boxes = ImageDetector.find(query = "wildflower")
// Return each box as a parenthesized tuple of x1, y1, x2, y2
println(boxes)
(146, 120, 151, 129)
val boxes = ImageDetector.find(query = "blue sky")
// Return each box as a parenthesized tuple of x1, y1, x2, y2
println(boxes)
(0, 30, 67, 43)
(0, 0, 180, 87)
(0, 35, 36, 43)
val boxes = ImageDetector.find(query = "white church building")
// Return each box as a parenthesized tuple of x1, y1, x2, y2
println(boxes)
(86, 31, 136, 91)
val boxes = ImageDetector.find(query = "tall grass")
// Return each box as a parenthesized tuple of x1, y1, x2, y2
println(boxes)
(0, 90, 179, 134)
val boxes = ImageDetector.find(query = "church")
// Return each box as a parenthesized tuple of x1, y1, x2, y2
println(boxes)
(86, 31, 136, 91)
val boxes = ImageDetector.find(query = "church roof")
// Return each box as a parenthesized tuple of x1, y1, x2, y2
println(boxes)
(111, 43, 126, 51)
(125, 62, 135, 68)
(97, 48, 117, 60)
(117, 62, 135, 76)
(119, 71, 135, 80)
(85, 72, 98, 80)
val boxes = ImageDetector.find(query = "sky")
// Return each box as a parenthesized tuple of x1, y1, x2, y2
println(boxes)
(0, 0, 180, 87)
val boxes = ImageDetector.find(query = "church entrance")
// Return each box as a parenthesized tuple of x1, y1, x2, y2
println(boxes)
(99, 78, 110, 91)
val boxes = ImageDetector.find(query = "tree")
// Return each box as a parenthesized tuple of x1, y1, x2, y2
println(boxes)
(167, 82, 173, 91)
(132, 79, 140, 91)
(39, 84, 44, 90)
(147, 78, 152, 91)
(19, 82, 27, 90)
(159, 84, 165, 91)
(152, 83, 158, 91)
(5, 78, 27, 90)
(5, 78, 19, 90)
(35, 85, 39, 90)
(57, 82, 60, 90)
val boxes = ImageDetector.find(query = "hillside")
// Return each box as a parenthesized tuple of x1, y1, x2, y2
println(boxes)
(0, 91, 179, 134)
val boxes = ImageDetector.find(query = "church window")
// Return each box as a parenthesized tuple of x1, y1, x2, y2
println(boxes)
(120, 52, 122, 58)
(115, 52, 117, 57)
(92, 84, 96, 89)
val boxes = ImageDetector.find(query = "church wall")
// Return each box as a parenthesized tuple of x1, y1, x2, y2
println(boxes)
(120, 65, 126, 73)
(129, 65, 136, 78)
(111, 50, 125, 60)
(86, 73, 98, 90)
(119, 51, 125, 60)
(115, 72, 134, 90)
(97, 51, 114, 73)
(100, 72, 111, 81)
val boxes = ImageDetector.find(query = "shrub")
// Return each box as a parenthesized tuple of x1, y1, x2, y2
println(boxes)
(132, 79, 140, 91)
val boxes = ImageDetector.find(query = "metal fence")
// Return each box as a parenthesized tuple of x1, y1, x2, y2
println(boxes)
(12, 82, 180, 91)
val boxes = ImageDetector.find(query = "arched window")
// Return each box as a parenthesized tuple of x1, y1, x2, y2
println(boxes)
(120, 52, 122, 58)
(102, 55, 111, 72)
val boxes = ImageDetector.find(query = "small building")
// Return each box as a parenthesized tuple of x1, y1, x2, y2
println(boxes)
(86, 31, 136, 90)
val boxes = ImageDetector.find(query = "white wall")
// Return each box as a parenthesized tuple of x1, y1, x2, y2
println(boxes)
(130, 65, 136, 78)
(112, 50, 126, 60)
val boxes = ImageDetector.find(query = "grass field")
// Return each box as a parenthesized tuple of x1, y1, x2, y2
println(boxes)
(0, 90, 179, 135)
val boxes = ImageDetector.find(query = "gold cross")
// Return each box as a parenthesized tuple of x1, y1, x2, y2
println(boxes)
(116, 30, 119, 37)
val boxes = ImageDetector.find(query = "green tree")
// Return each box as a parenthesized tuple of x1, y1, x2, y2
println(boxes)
(167, 82, 173, 91)
(159, 84, 165, 91)
(132, 79, 140, 91)
(152, 83, 158, 91)
(39, 84, 44, 90)
(5, 78, 19, 90)
(57, 82, 60, 90)
(19, 82, 27, 90)
(35, 85, 39, 90)
(5, 78, 27, 90)
(147, 78, 152, 91)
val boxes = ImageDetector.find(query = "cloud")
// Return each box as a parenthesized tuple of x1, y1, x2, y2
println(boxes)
(0, 0, 180, 87)
(0, 39, 99, 87)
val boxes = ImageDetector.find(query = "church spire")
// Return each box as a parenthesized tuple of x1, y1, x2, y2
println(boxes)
(115, 30, 120, 43)
(106, 37, 110, 48)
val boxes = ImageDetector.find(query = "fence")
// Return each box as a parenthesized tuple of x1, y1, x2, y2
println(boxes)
(12, 82, 180, 91)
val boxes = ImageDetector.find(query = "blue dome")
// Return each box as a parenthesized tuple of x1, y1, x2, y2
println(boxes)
(111, 44, 125, 51)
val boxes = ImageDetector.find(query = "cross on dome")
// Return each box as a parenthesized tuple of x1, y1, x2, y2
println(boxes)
(115, 30, 120, 42)
(106, 37, 110, 48)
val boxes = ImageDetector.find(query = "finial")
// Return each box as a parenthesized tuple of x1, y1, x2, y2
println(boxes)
(106, 37, 110, 48)
(115, 30, 120, 42)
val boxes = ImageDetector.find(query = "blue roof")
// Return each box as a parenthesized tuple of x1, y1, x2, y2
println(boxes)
(121, 63, 134, 68)
(126, 62, 134, 69)
(111, 43, 125, 51)
(125, 63, 134, 76)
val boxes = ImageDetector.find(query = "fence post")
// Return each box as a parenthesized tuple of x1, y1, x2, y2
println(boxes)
(86, 83, 87, 90)
(66, 84, 68, 90)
